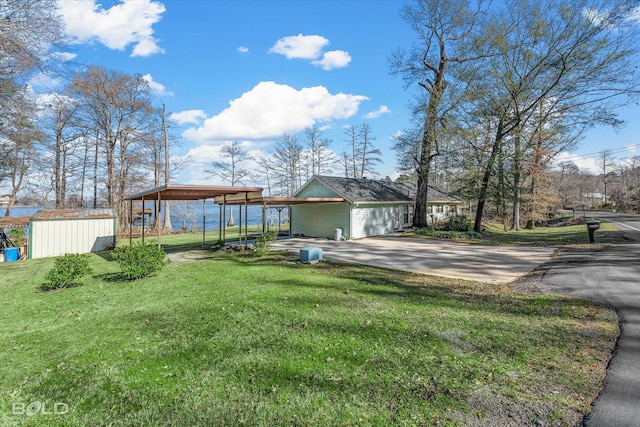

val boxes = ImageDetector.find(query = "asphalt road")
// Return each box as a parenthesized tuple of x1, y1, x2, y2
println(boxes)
(526, 211, 640, 427)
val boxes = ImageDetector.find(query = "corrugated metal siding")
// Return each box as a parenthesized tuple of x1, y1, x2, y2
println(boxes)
(290, 203, 350, 239)
(30, 218, 116, 259)
(352, 204, 402, 239)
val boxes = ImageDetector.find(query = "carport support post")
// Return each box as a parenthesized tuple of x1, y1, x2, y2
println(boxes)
(129, 200, 133, 245)
(157, 191, 161, 249)
(262, 203, 267, 234)
(244, 193, 248, 249)
(141, 195, 145, 243)
(239, 201, 242, 244)
(222, 196, 227, 242)
(202, 200, 206, 247)
(218, 204, 222, 242)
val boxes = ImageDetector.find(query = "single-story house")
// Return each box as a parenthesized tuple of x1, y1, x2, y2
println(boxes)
(290, 175, 461, 240)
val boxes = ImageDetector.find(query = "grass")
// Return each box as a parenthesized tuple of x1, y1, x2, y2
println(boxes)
(120, 224, 286, 251)
(412, 217, 626, 246)
(0, 243, 618, 426)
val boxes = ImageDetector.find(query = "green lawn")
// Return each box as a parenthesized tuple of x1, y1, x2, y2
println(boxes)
(413, 218, 625, 246)
(0, 244, 617, 426)
(480, 220, 623, 245)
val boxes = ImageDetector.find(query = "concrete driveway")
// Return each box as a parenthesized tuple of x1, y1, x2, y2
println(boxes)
(273, 236, 556, 284)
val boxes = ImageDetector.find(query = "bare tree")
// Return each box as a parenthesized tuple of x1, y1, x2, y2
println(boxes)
(598, 149, 614, 204)
(255, 155, 273, 196)
(303, 125, 335, 178)
(0, 0, 64, 90)
(272, 132, 303, 196)
(0, 87, 43, 215)
(206, 140, 251, 226)
(70, 66, 157, 229)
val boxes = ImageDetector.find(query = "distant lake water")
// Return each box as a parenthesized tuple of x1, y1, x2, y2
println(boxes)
(0, 202, 288, 232)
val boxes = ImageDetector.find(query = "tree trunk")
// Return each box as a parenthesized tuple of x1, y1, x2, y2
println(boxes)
(474, 121, 504, 232)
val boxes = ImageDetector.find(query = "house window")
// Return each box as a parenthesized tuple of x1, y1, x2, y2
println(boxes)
(403, 205, 414, 224)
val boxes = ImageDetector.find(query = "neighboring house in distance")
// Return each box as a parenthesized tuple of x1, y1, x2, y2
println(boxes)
(290, 175, 461, 240)
(0, 195, 10, 207)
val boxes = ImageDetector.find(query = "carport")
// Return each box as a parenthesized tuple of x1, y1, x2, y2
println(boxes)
(212, 193, 344, 237)
(124, 184, 345, 248)
(124, 184, 264, 248)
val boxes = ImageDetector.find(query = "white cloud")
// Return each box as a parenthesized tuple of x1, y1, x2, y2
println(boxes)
(170, 110, 208, 125)
(627, 144, 637, 152)
(269, 34, 351, 70)
(29, 73, 62, 90)
(183, 81, 368, 142)
(50, 51, 77, 61)
(237, 46, 249, 54)
(58, 0, 166, 57)
(142, 74, 172, 96)
(554, 152, 600, 174)
(311, 50, 351, 70)
(268, 34, 329, 59)
(391, 130, 405, 139)
(363, 105, 391, 119)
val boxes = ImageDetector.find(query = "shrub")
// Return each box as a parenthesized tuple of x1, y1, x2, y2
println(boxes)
(446, 214, 472, 232)
(416, 228, 481, 240)
(251, 230, 278, 257)
(111, 241, 166, 280)
(42, 253, 92, 291)
(211, 239, 225, 251)
(8, 227, 27, 247)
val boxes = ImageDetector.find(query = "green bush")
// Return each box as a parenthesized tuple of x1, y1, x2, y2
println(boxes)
(111, 241, 166, 280)
(416, 228, 481, 240)
(251, 230, 278, 257)
(8, 227, 27, 247)
(42, 253, 92, 291)
(447, 214, 472, 232)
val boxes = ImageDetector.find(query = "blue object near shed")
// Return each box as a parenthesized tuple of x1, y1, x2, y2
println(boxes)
(3, 247, 19, 262)
(300, 247, 323, 263)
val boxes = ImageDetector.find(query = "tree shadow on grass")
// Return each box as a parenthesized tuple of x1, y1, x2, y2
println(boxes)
(93, 272, 130, 283)
(39, 282, 83, 292)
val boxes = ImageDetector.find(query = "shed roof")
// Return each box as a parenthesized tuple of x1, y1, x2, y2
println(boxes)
(30, 209, 115, 221)
(0, 216, 31, 228)
(308, 176, 460, 204)
(124, 184, 264, 201)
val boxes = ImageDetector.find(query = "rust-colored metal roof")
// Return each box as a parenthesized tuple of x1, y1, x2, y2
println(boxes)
(124, 184, 264, 201)
(213, 195, 345, 205)
(0, 216, 31, 228)
(30, 209, 115, 221)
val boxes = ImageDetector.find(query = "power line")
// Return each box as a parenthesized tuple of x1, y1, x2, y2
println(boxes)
(558, 144, 638, 163)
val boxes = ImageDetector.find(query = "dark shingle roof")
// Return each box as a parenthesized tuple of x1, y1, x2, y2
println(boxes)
(313, 176, 459, 204)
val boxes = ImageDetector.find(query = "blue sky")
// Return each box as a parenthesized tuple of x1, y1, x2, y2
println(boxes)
(37, 0, 640, 185)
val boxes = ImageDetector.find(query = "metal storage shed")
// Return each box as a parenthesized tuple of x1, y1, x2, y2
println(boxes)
(28, 209, 116, 259)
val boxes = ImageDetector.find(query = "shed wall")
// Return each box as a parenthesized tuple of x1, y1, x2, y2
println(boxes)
(30, 218, 116, 259)
(290, 203, 350, 239)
